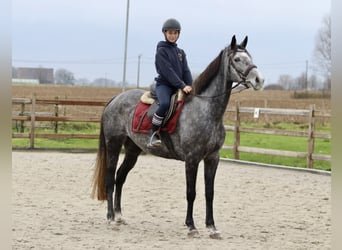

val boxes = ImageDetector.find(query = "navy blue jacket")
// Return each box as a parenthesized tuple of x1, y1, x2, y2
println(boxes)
(154, 41, 192, 90)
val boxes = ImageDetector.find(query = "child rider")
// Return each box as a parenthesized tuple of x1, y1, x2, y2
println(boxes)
(147, 18, 193, 148)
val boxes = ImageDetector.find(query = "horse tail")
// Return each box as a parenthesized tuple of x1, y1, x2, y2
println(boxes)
(91, 115, 107, 201)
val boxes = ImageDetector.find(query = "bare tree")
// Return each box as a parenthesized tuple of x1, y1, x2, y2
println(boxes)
(278, 74, 294, 90)
(92, 77, 116, 87)
(312, 14, 331, 89)
(75, 78, 91, 86)
(55, 68, 75, 85)
(295, 72, 307, 90)
(308, 74, 319, 90)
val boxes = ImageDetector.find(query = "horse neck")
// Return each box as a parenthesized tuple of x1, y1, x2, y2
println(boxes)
(198, 73, 233, 120)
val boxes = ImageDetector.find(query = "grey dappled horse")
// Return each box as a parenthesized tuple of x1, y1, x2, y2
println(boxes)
(91, 35, 264, 238)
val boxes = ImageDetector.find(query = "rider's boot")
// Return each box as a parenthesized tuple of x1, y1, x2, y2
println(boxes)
(147, 113, 164, 148)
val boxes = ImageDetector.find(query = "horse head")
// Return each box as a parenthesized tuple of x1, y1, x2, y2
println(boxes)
(226, 35, 264, 90)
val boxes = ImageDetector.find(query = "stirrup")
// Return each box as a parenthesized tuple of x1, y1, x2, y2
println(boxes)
(147, 131, 162, 148)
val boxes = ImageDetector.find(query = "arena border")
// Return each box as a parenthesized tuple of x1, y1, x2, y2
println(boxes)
(11, 148, 331, 176)
(220, 158, 331, 176)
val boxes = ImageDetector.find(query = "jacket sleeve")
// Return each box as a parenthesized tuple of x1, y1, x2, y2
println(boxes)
(155, 48, 187, 89)
(181, 51, 193, 85)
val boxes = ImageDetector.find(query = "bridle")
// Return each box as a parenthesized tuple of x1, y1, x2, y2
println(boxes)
(190, 48, 257, 99)
(228, 48, 257, 87)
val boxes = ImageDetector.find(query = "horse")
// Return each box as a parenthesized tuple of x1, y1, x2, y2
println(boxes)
(91, 35, 264, 238)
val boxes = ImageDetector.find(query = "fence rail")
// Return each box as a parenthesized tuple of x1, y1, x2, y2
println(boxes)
(12, 96, 105, 147)
(12, 97, 331, 168)
(223, 102, 331, 168)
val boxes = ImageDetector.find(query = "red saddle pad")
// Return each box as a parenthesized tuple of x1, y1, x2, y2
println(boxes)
(132, 100, 184, 134)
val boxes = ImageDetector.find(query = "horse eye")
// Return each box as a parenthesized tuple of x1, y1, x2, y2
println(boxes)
(234, 57, 240, 62)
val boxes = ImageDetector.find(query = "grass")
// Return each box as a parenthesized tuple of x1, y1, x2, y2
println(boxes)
(12, 138, 99, 149)
(12, 121, 331, 171)
(220, 122, 331, 171)
(12, 122, 100, 149)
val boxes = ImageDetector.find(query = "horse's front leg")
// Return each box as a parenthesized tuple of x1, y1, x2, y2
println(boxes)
(204, 153, 221, 239)
(185, 160, 199, 236)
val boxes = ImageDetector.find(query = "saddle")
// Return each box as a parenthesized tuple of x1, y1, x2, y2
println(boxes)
(132, 84, 185, 134)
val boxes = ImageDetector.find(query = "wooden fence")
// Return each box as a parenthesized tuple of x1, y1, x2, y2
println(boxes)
(12, 96, 107, 148)
(12, 96, 331, 168)
(223, 102, 331, 168)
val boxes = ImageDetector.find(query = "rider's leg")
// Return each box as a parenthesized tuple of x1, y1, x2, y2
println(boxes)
(147, 84, 174, 147)
(147, 113, 163, 147)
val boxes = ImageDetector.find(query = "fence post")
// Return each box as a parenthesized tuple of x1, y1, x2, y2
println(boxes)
(264, 99, 269, 124)
(233, 101, 240, 159)
(20, 102, 25, 133)
(54, 96, 59, 133)
(307, 104, 315, 168)
(29, 94, 36, 149)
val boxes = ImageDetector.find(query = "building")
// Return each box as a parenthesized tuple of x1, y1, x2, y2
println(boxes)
(16, 67, 54, 84)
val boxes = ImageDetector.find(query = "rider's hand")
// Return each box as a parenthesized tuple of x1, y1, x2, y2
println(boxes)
(183, 85, 192, 94)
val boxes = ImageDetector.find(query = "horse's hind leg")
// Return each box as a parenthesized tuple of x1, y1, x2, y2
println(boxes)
(114, 137, 142, 223)
(105, 138, 123, 222)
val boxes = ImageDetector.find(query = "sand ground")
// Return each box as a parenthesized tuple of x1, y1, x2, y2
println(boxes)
(12, 151, 331, 249)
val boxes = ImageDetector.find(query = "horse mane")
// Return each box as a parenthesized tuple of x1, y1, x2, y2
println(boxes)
(193, 50, 223, 94)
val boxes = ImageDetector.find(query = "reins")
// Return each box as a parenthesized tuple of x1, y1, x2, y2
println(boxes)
(189, 81, 248, 99)
(190, 48, 255, 99)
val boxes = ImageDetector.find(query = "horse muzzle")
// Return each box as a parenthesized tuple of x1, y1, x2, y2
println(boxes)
(245, 68, 264, 90)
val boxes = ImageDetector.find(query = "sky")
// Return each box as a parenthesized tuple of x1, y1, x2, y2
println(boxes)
(12, 0, 331, 87)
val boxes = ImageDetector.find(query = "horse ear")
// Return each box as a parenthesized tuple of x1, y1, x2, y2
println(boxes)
(240, 36, 248, 48)
(231, 35, 237, 49)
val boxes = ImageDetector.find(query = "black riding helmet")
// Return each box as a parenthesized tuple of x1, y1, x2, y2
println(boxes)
(162, 18, 181, 32)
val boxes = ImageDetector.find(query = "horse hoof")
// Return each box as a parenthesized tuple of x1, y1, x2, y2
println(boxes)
(115, 219, 125, 225)
(107, 212, 115, 223)
(114, 217, 127, 225)
(209, 229, 221, 239)
(187, 228, 200, 238)
(113, 212, 126, 225)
